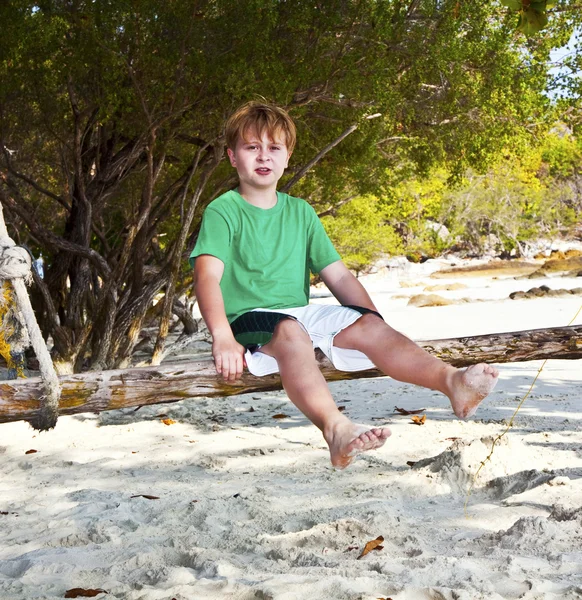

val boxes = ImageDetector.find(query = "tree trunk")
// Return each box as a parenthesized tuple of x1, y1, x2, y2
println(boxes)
(1, 325, 581, 427)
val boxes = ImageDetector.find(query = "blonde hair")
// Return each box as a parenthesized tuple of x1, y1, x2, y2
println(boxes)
(225, 101, 296, 153)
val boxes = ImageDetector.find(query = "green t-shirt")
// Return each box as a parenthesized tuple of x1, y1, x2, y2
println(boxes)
(190, 190, 341, 322)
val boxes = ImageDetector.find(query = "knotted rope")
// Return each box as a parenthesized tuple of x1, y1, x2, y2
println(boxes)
(0, 241, 33, 282)
(0, 205, 60, 431)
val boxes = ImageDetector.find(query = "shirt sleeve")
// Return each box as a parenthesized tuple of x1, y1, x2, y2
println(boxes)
(306, 205, 341, 274)
(189, 207, 232, 268)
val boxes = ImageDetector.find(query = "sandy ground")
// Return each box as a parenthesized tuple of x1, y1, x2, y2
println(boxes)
(1, 258, 582, 600)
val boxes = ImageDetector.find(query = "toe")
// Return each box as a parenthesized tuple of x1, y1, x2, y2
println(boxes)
(484, 364, 499, 377)
(362, 431, 376, 443)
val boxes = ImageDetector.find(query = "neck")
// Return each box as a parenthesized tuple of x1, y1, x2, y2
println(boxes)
(238, 184, 278, 209)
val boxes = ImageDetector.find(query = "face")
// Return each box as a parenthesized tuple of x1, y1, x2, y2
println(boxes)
(227, 128, 291, 193)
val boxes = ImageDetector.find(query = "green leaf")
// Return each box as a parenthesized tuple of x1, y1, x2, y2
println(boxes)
(517, 19, 535, 36)
(528, 7, 549, 29)
(529, 1, 547, 12)
(517, 6, 548, 35)
(500, 0, 522, 10)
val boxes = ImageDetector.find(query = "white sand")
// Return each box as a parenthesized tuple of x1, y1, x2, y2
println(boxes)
(1, 261, 581, 600)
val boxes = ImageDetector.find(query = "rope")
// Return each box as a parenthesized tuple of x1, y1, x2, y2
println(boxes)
(464, 300, 582, 516)
(0, 205, 60, 431)
(0, 239, 33, 282)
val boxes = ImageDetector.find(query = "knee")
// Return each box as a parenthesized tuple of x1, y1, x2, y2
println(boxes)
(272, 318, 309, 344)
(339, 313, 391, 350)
(356, 313, 386, 334)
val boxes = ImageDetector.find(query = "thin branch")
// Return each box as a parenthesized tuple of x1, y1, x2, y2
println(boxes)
(176, 134, 209, 147)
(1, 145, 71, 211)
(376, 135, 415, 145)
(317, 195, 357, 218)
(281, 111, 382, 193)
(30, 265, 61, 335)
(67, 77, 90, 212)
(548, 5, 582, 12)
(280, 125, 358, 193)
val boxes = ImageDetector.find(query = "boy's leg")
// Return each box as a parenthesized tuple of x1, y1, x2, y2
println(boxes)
(333, 313, 499, 419)
(259, 318, 391, 468)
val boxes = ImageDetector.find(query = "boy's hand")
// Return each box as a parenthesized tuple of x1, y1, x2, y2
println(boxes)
(194, 255, 245, 381)
(212, 334, 246, 382)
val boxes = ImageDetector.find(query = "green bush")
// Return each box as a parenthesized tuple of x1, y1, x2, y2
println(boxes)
(322, 196, 402, 275)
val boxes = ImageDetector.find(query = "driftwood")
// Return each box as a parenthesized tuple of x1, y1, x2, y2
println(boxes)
(1, 325, 581, 427)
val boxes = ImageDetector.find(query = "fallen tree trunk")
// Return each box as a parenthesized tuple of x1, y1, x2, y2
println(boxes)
(1, 325, 581, 427)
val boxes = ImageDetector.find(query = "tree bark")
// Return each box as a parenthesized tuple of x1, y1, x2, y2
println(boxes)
(1, 325, 581, 426)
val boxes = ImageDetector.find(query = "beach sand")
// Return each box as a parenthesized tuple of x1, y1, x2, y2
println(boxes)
(1, 258, 581, 600)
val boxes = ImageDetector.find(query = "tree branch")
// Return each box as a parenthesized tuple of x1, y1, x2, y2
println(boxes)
(0, 188, 111, 277)
(317, 195, 357, 218)
(280, 124, 358, 193)
(1, 144, 71, 211)
(3, 325, 581, 425)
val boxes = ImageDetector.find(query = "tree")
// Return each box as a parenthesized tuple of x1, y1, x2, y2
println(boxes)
(381, 129, 582, 258)
(0, 0, 579, 372)
(322, 196, 402, 274)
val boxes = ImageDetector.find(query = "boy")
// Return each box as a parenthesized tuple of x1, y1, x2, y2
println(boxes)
(191, 101, 499, 469)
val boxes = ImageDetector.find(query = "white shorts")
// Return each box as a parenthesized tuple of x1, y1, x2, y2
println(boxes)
(239, 305, 380, 377)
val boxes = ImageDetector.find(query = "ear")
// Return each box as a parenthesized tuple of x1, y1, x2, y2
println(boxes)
(227, 148, 237, 167)
(285, 150, 292, 169)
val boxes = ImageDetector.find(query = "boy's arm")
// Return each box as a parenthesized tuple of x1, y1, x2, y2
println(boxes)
(194, 254, 245, 381)
(319, 260, 379, 313)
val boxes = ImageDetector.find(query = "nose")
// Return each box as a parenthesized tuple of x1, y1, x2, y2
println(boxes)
(257, 147, 270, 162)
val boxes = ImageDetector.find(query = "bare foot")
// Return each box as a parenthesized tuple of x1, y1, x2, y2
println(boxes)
(448, 363, 499, 419)
(324, 418, 391, 469)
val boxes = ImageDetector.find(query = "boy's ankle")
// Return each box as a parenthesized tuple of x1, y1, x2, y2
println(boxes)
(322, 413, 351, 437)
(440, 364, 459, 397)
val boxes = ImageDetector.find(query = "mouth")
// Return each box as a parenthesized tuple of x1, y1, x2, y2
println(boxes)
(255, 168, 272, 175)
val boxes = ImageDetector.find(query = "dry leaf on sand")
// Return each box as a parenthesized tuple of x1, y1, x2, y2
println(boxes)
(394, 407, 426, 415)
(64, 589, 108, 598)
(410, 415, 426, 425)
(357, 535, 384, 559)
(130, 494, 160, 500)
(161, 418, 176, 425)
(272, 413, 289, 419)
(25, 449, 38, 454)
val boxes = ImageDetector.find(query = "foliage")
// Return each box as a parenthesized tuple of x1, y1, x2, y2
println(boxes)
(500, 0, 555, 35)
(322, 196, 402, 274)
(380, 169, 449, 253)
(383, 130, 581, 257)
(540, 129, 582, 177)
